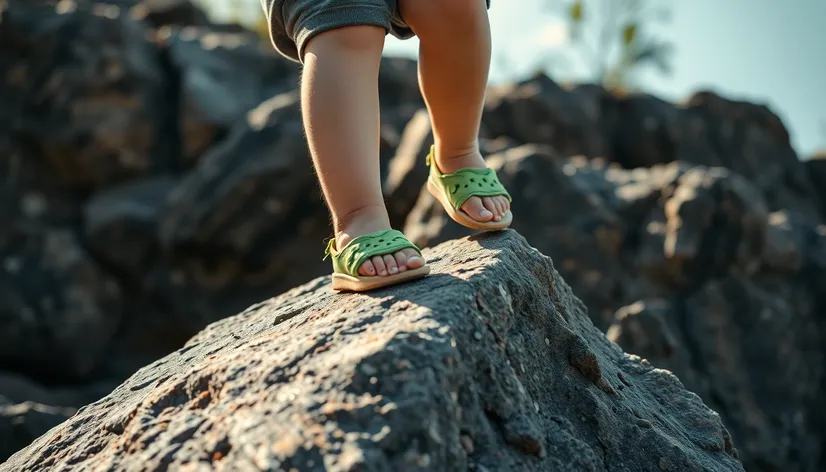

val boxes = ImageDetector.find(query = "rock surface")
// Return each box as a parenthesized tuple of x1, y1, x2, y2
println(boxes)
(3, 231, 743, 472)
(0, 0, 824, 470)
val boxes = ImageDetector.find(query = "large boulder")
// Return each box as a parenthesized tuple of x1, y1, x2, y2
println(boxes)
(0, 228, 122, 382)
(608, 227, 826, 472)
(147, 91, 323, 335)
(3, 231, 742, 471)
(164, 25, 299, 164)
(482, 75, 822, 222)
(482, 74, 610, 159)
(83, 176, 178, 277)
(404, 145, 826, 471)
(0, 0, 172, 189)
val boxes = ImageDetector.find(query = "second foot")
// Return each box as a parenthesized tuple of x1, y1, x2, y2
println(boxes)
(434, 149, 511, 223)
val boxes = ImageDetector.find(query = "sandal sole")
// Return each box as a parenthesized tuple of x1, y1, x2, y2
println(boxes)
(331, 265, 431, 292)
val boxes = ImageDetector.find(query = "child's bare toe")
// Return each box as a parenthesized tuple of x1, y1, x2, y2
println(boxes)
(482, 197, 498, 220)
(383, 254, 399, 274)
(372, 256, 388, 276)
(495, 199, 506, 219)
(394, 251, 408, 272)
(498, 196, 511, 214)
(461, 196, 494, 222)
(403, 248, 424, 269)
(359, 259, 377, 276)
(490, 198, 504, 220)
(484, 196, 502, 221)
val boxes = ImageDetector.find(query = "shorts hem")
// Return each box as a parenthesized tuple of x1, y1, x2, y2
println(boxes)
(294, 4, 392, 63)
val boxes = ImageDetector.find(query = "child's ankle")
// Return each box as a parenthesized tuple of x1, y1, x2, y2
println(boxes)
(433, 143, 485, 173)
(433, 143, 480, 162)
(334, 204, 391, 246)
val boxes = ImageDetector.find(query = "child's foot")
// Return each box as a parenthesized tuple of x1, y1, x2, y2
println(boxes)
(336, 204, 425, 277)
(434, 149, 511, 223)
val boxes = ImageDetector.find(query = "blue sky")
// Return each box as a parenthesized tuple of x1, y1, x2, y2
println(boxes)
(384, 0, 826, 156)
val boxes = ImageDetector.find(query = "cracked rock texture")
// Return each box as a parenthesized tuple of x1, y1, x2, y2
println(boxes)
(3, 231, 743, 472)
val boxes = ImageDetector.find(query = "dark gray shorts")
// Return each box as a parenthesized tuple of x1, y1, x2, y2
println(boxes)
(261, 0, 490, 63)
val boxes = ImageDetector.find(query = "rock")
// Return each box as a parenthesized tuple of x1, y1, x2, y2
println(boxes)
(482, 75, 822, 223)
(609, 236, 826, 471)
(0, 400, 74, 464)
(606, 300, 678, 359)
(376, 57, 426, 187)
(84, 176, 177, 277)
(25, 0, 210, 28)
(611, 93, 697, 169)
(0, 370, 116, 462)
(629, 165, 768, 286)
(405, 145, 826, 471)
(405, 144, 787, 327)
(688, 92, 819, 218)
(164, 25, 299, 163)
(612, 90, 821, 221)
(0, 0, 172, 189)
(805, 153, 826, 218)
(483, 74, 609, 158)
(2, 231, 743, 471)
(0, 2, 823, 467)
(158, 91, 308, 254)
(0, 138, 83, 239)
(0, 371, 115, 409)
(149, 91, 325, 333)
(378, 57, 423, 112)
(122, 0, 210, 28)
(383, 109, 433, 227)
(0, 229, 122, 382)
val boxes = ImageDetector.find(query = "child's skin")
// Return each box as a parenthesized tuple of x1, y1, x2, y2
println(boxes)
(301, 0, 510, 278)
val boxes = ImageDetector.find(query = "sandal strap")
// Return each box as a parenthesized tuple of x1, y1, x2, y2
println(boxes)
(426, 146, 511, 210)
(324, 229, 422, 276)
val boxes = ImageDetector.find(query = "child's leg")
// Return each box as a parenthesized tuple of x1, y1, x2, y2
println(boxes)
(303, 26, 424, 277)
(399, 0, 510, 223)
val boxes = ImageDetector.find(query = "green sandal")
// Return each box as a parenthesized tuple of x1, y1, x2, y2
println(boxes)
(425, 146, 513, 230)
(324, 229, 430, 292)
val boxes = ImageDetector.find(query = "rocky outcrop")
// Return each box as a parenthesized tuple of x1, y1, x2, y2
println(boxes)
(3, 231, 743, 471)
(0, 0, 824, 470)
(405, 145, 826, 472)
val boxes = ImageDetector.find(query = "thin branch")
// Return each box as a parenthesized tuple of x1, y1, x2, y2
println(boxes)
(595, 0, 615, 81)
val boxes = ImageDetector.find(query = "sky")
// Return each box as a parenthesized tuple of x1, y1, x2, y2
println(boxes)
(383, 0, 826, 156)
